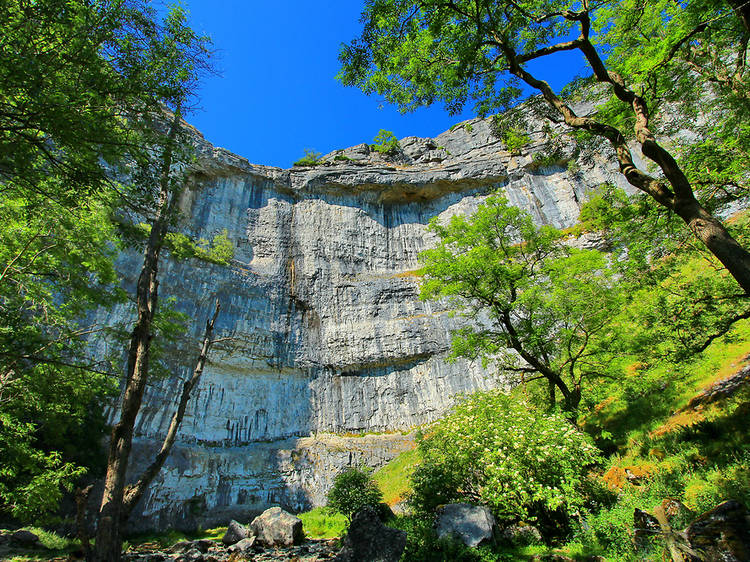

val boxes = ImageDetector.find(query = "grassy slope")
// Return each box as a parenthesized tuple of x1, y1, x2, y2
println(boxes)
(374, 447, 419, 506)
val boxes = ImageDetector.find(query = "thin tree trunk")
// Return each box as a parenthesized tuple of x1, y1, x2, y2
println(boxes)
(121, 300, 220, 519)
(93, 109, 181, 562)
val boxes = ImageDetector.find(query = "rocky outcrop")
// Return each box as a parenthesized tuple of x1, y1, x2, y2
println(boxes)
(96, 108, 633, 531)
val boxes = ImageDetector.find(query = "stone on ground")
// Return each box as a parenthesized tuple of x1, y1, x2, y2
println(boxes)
(251, 506, 303, 547)
(227, 536, 256, 556)
(434, 503, 498, 548)
(334, 506, 406, 562)
(221, 519, 252, 546)
(499, 523, 542, 546)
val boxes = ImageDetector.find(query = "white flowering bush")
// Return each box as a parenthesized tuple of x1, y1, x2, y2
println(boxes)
(410, 390, 602, 523)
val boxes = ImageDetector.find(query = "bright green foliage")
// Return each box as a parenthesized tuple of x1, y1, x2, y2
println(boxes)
(327, 466, 384, 520)
(373, 448, 419, 506)
(592, 0, 750, 209)
(0, 194, 119, 521)
(371, 129, 400, 154)
(501, 127, 530, 155)
(411, 391, 602, 523)
(0, 0, 212, 523)
(576, 186, 750, 365)
(167, 229, 234, 265)
(420, 193, 620, 412)
(293, 149, 323, 166)
(298, 507, 348, 539)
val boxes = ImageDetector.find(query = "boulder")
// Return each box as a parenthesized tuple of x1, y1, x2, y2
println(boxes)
(251, 506, 303, 547)
(221, 519, 251, 546)
(334, 506, 407, 562)
(11, 529, 40, 546)
(686, 500, 750, 561)
(227, 536, 256, 556)
(499, 523, 542, 546)
(434, 503, 498, 548)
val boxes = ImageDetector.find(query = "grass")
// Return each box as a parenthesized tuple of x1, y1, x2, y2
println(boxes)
(373, 447, 419, 506)
(124, 525, 226, 551)
(298, 507, 347, 539)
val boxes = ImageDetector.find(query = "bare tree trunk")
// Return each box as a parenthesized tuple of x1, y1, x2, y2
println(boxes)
(121, 300, 221, 519)
(674, 197, 750, 292)
(93, 109, 181, 562)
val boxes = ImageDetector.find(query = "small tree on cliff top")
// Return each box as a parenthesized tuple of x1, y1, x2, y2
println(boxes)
(339, 0, 750, 294)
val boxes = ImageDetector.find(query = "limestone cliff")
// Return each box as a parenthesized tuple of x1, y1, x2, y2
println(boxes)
(98, 111, 632, 531)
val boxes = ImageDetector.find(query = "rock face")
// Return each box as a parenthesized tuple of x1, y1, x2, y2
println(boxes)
(97, 110, 633, 531)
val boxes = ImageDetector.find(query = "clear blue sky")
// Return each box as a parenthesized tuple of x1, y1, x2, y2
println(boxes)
(177, 1, 585, 168)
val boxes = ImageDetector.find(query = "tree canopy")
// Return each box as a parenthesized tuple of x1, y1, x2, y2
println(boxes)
(421, 194, 620, 412)
(340, 0, 750, 293)
(0, 0, 212, 527)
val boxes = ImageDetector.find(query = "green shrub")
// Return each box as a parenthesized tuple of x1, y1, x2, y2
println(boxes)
(410, 391, 602, 525)
(327, 466, 383, 520)
(293, 149, 323, 167)
(371, 129, 400, 154)
(165, 229, 234, 265)
(334, 153, 354, 162)
(502, 127, 530, 154)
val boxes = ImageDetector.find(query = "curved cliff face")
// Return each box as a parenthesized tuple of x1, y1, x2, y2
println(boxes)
(110, 113, 630, 531)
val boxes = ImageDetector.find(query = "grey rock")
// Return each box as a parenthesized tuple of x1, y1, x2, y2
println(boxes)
(334, 506, 406, 562)
(499, 523, 542, 546)
(170, 540, 194, 553)
(686, 500, 750, 561)
(435, 503, 498, 548)
(226, 536, 256, 556)
(176, 549, 204, 562)
(633, 508, 660, 550)
(11, 529, 39, 546)
(251, 506, 303, 547)
(221, 519, 251, 546)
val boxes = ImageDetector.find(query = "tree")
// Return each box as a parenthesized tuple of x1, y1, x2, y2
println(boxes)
(420, 194, 620, 413)
(339, 0, 750, 294)
(327, 466, 384, 521)
(1, 0, 221, 551)
(0, 0, 177, 522)
(91, 7, 217, 558)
